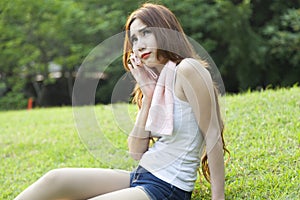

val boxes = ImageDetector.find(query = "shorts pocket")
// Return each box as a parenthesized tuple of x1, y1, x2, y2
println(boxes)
(131, 166, 146, 184)
(166, 185, 191, 200)
(165, 185, 177, 199)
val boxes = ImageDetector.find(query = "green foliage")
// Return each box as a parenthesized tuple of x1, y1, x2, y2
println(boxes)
(262, 8, 300, 86)
(0, 92, 27, 110)
(163, 0, 299, 92)
(0, 86, 299, 199)
(0, 78, 27, 110)
(0, 0, 299, 107)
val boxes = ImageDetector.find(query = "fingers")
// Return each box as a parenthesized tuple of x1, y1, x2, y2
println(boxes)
(135, 56, 141, 66)
(128, 53, 156, 84)
(144, 66, 158, 79)
(129, 53, 141, 69)
(127, 62, 134, 71)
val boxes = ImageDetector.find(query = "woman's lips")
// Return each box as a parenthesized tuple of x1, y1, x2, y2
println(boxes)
(141, 52, 151, 59)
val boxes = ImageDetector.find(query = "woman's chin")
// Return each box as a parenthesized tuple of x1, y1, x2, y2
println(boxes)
(144, 60, 164, 67)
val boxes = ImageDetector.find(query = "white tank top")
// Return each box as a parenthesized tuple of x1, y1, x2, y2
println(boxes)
(139, 66, 204, 192)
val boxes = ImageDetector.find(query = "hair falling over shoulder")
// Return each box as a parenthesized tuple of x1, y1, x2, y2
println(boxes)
(123, 3, 230, 183)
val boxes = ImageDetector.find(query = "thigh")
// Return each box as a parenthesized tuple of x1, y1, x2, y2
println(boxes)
(45, 168, 131, 199)
(88, 187, 150, 200)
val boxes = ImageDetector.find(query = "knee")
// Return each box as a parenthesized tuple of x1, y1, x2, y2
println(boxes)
(40, 168, 67, 189)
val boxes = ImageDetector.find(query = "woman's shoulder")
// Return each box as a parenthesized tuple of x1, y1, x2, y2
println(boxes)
(176, 58, 211, 81)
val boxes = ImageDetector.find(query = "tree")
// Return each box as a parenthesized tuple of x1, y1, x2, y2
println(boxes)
(262, 7, 300, 87)
(165, 0, 299, 92)
(0, 0, 105, 107)
(0, 0, 299, 110)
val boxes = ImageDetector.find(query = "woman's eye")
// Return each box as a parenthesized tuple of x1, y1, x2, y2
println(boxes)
(131, 37, 137, 43)
(143, 29, 151, 35)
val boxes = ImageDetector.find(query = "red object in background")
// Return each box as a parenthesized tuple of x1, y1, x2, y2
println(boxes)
(27, 98, 33, 110)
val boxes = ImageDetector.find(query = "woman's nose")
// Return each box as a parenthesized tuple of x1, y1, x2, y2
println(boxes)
(135, 38, 146, 52)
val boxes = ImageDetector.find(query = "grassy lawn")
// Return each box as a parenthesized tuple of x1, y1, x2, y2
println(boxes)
(1, 86, 299, 199)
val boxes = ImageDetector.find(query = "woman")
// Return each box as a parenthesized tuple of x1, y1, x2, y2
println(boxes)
(15, 3, 228, 200)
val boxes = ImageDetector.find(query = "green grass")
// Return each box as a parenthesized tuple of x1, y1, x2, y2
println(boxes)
(1, 86, 299, 199)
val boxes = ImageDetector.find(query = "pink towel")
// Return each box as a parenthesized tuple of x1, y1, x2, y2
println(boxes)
(145, 60, 176, 135)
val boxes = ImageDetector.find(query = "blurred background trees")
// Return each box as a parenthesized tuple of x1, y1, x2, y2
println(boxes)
(0, 0, 299, 110)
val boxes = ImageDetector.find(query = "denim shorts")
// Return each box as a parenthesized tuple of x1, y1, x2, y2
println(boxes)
(130, 166, 192, 200)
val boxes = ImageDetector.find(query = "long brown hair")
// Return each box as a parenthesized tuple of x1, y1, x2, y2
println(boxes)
(123, 3, 229, 183)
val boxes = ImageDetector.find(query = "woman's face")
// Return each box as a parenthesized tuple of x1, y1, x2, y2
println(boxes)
(130, 18, 165, 69)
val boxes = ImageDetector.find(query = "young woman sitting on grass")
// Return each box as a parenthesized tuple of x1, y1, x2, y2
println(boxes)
(15, 3, 229, 200)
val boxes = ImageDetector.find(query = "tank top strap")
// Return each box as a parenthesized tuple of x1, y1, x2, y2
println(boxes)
(173, 64, 179, 93)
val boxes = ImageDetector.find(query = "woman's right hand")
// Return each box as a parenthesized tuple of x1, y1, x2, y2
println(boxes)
(128, 53, 158, 100)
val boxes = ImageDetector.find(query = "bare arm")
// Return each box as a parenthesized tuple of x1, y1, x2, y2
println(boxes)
(127, 98, 151, 160)
(127, 53, 156, 161)
(177, 58, 225, 200)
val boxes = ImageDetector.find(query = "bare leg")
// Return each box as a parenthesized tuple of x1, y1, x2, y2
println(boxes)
(14, 168, 130, 200)
(88, 187, 150, 200)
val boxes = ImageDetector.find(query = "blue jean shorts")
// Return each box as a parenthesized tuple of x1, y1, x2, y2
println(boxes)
(130, 166, 192, 200)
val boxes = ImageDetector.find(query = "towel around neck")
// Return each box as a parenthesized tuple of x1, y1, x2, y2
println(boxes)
(145, 60, 177, 135)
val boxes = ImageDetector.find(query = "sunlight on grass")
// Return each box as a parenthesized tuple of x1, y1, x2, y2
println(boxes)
(0, 86, 299, 199)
